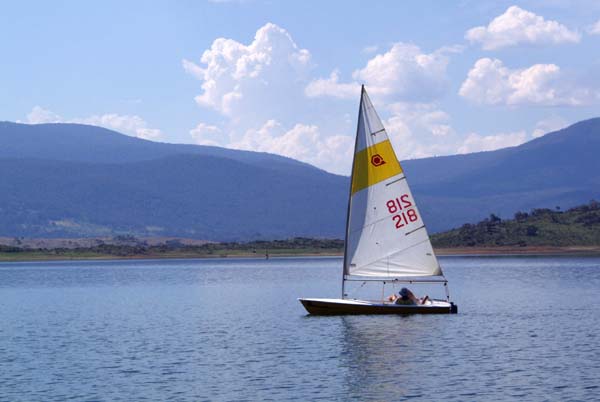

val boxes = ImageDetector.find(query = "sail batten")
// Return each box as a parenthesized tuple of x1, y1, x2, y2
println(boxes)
(343, 88, 443, 280)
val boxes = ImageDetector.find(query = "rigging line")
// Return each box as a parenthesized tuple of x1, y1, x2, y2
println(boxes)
(405, 225, 426, 236)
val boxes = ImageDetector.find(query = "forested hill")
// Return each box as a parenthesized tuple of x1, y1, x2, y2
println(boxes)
(0, 122, 347, 241)
(1, 118, 599, 240)
(431, 201, 600, 248)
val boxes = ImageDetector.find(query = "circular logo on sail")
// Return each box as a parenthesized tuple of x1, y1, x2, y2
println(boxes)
(371, 154, 386, 167)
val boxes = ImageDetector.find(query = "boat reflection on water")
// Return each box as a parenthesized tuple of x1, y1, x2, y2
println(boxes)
(337, 315, 452, 400)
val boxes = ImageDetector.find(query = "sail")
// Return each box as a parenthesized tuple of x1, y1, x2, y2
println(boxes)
(343, 87, 443, 278)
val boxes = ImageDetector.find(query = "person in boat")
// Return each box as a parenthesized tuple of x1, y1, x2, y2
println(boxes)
(388, 287, 430, 305)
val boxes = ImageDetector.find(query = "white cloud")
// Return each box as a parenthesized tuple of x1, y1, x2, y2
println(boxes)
(459, 58, 594, 106)
(228, 120, 352, 174)
(381, 102, 458, 160)
(388, 102, 453, 137)
(588, 19, 600, 35)
(457, 131, 527, 154)
(381, 101, 540, 159)
(354, 43, 449, 100)
(466, 6, 580, 50)
(183, 22, 311, 123)
(74, 114, 163, 140)
(202, 101, 460, 173)
(306, 42, 449, 102)
(27, 106, 62, 124)
(532, 116, 568, 138)
(304, 70, 359, 99)
(25, 107, 163, 141)
(183, 23, 363, 173)
(190, 123, 223, 146)
(185, 23, 560, 174)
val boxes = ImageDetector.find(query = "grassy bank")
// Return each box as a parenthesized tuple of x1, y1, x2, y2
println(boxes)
(0, 238, 345, 262)
(431, 201, 600, 248)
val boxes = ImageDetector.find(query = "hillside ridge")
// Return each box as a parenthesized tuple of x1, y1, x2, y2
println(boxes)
(1, 118, 599, 239)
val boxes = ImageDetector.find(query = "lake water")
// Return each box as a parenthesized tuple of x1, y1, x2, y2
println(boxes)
(1, 256, 599, 401)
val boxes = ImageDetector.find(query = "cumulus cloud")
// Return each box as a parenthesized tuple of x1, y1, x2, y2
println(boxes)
(225, 103, 458, 171)
(74, 114, 162, 140)
(25, 106, 163, 141)
(306, 42, 450, 102)
(183, 23, 553, 174)
(190, 123, 223, 146)
(27, 106, 63, 124)
(382, 102, 534, 158)
(532, 116, 568, 138)
(229, 120, 353, 174)
(183, 22, 311, 124)
(466, 6, 580, 50)
(588, 19, 600, 35)
(459, 58, 594, 106)
(304, 70, 359, 99)
(457, 131, 527, 154)
(182, 23, 363, 173)
(379, 102, 459, 160)
(388, 102, 453, 138)
(354, 43, 449, 100)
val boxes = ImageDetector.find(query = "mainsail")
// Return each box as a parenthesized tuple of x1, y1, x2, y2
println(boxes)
(343, 86, 443, 279)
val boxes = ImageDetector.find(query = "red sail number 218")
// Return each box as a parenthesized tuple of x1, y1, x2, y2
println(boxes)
(386, 194, 418, 229)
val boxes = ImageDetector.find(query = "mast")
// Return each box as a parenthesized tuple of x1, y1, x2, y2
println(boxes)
(341, 84, 365, 299)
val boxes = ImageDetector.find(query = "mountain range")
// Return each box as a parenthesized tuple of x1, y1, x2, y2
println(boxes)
(0, 118, 598, 240)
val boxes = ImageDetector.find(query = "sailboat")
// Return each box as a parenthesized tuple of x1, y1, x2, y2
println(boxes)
(299, 86, 457, 315)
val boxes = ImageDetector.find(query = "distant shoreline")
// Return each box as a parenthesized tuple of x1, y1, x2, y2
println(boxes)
(1, 246, 599, 263)
(435, 246, 600, 256)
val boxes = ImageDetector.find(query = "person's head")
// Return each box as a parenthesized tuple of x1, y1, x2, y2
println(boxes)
(399, 288, 410, 298)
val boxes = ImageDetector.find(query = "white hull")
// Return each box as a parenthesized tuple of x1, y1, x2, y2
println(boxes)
(299, 298, 457, 315)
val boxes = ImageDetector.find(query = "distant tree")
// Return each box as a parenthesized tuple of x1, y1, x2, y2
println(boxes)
(113, 234, 139, 244)
(489, 213, 502, 223)
(514, 211, 529, 221)
(576, 212, 600, 226)
(0, 245, 21, 253)
(526, 225, 538, 236)
(165, 239, 185, 249)
(532, 208, 553, 217)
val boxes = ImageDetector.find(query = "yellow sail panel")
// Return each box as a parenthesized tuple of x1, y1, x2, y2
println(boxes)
(351, 139, 403, 195)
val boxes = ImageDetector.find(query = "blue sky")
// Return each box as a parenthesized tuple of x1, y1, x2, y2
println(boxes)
(2, 0, 599, 173)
